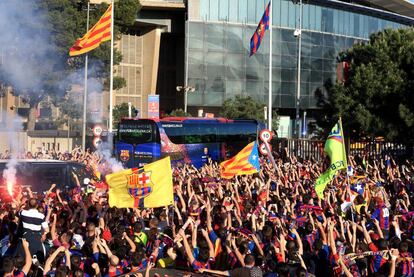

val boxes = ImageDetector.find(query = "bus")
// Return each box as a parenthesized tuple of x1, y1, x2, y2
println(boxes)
(115, 117, 265, 168)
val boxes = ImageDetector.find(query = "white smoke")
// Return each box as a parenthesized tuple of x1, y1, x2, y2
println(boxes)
(97, 142, 124, 174)
(1, 113, 24, 197)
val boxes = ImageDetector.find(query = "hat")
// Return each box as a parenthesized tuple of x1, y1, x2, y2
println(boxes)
(102, 229, 112, 242)
(83, 178, 91, 185)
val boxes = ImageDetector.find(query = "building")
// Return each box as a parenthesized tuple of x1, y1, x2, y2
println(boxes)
(128, 0, 413, 136)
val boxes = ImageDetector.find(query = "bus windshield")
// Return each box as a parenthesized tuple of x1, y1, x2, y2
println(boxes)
(118, 120, 158, 144)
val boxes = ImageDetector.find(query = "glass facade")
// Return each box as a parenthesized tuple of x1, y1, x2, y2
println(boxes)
(187, 0, 409, 109)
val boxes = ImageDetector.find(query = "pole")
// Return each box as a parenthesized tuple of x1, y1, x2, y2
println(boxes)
(108, 0, 115, 133)
(82, 1, 90, 151)
(67, 117, 70, 151)
(128, 102, 132, 118)
(295, 0, 302, 138)
(268, 1, 273, 131)
(184, 14, 189, 113)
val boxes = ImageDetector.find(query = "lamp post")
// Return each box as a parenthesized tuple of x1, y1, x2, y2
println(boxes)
(294, 0, 303, 138)
(176, 85, 195, 113)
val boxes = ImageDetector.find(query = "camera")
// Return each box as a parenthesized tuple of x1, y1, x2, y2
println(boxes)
(293, 29, 301, 37)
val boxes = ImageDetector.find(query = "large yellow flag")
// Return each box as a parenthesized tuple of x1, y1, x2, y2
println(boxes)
(107, 157, 173, 208)
(69, 4, 112, 56)
(314, 119, 347, 198)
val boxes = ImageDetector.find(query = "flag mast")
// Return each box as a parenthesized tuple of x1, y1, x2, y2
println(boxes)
(268, 1, 272, 131)
(108, 0, 115, 133)
(81, 1, 90, 151)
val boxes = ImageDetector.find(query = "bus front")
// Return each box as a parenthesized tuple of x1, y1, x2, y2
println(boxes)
(115, 119, 161, 168)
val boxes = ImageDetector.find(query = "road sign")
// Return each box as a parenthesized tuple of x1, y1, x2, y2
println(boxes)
(259, 129, 273, 143)
(259, 143, 272, 155)
(93, 125, 103, 137)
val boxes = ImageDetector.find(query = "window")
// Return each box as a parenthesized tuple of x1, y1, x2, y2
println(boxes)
(118, 120, 158, 144)
(162, 123, 217, 144)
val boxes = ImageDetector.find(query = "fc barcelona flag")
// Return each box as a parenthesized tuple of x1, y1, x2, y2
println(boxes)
(250, 1, 271, 56)
(107, 157, 173, 208)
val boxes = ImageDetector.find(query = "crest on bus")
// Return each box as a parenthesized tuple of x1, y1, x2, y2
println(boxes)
(126, 168, 153, 199)
(120, 150, 130, 162)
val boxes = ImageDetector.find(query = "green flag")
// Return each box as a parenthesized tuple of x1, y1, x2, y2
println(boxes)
(315, 119, 347, 198)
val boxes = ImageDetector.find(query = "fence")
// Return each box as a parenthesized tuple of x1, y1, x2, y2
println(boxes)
(272, 138, 413, 161)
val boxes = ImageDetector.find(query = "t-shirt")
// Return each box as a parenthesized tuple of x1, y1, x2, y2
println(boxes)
(231, 266, 263, 277)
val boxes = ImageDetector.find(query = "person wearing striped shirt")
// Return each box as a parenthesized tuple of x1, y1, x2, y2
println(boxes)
(18, 198, 48, 263)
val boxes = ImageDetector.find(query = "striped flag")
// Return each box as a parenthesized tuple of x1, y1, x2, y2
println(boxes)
(220, 141, 260, 179)
(69, 4, 112, 56)
(250, 1, 271, 56)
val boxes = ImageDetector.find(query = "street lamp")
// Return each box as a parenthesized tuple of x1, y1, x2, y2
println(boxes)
(176, 85, 195, 113)
(294, 0, 303, 138)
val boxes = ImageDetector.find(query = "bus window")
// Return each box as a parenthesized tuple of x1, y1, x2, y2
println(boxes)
(162, 123, 217, 144)
(118, 120, 158, 144)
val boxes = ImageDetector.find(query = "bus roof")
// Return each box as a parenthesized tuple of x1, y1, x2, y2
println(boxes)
(121, 117, 259, 123)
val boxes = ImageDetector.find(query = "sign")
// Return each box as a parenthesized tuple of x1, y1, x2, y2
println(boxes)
(259, 129, 273, 143)
(259, 143, 272, 155)
(148, 95, 159, 119)
(93, 125, 103, 137)
(205, 113, 214, 118)
(93, 137, 103, 148)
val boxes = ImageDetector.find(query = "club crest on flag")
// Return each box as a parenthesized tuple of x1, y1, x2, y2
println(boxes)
(120, 150, 130, 162)
(126, 168, 152, 198)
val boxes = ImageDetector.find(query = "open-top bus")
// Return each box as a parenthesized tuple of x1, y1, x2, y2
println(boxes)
(115, 117, 265, 168)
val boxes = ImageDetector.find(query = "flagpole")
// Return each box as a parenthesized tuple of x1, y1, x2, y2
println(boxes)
(268, 1, 272, 131)
(108, 0, 114, 133)
(340, 116, 353, 220)
(82, 1, 90, 151)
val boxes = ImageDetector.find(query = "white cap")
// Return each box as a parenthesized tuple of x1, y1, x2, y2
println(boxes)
(83, 178, 90, 185)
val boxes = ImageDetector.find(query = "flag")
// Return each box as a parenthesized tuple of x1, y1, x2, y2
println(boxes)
(250, 1, 271, 56)
(220, 141, 260, 179)
(314, 119, 347, 198)
(69, 4, 112, 56)
(107, 157, 173, 208)
(351, 181, 365, 196)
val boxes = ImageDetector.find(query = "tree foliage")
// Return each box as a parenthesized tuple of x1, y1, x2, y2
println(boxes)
(166, 109, 192, 117)
(220, 95, 278, 129)
(113, 103, 136, 127)
(317, 28, 414, 142)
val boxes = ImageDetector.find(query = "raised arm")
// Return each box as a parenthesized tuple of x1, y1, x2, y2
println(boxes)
(21, 239, 32, 276)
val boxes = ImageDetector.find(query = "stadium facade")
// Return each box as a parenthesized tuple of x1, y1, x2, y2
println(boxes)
(135, 0, 414, 136)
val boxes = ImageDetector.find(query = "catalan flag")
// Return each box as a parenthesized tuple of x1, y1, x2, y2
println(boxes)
(220, 141, 260, 179)
(314, 119, 347, 198)
(106, 157, 173, 208)
(69, 4, 112, 56)
(250, 1, 271, 56)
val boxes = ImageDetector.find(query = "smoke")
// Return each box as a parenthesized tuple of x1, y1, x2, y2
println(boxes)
(0, 1, 63, 93)
(97, 142, 124, 174)
(1, 113, 25, 197)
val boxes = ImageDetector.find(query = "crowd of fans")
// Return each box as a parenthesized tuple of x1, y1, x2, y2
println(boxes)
(0, 147, 413, 277)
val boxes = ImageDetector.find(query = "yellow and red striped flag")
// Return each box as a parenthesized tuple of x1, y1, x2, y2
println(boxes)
(69, 4, 112, 56)
(220, 141, 260, 179)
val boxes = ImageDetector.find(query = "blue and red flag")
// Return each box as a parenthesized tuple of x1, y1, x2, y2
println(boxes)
(250, 1, 271, 56)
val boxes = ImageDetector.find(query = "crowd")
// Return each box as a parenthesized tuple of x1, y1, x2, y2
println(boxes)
(0, 147, 413, 277)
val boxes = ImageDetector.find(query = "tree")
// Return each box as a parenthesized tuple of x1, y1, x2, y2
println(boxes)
(0, 0, 140, 131)
(113, 103, 136, 127)
(317, 28, 414, 142)
(166, 109, 192, 117)
(220, 95, 278, 130)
